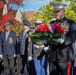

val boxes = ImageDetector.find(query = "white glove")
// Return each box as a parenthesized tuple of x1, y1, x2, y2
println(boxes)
(44, 46, 49, 52)
(14, 54, 16, 57)
(28, 56, 33, 61)
(59, 38, 64, 43)
(53, 38, 64, 44)
(0, 54, 3, 58)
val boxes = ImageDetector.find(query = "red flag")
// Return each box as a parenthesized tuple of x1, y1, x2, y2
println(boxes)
(0, 4, 8, 32)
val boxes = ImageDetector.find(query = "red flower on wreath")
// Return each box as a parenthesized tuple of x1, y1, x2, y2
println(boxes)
(52, 24, 64, 35)
(30, 24, 64, 42)
(34, 24, 49, 33)
(34, 24, 64, 35)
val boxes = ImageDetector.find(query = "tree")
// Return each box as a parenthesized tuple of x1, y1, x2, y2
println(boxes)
(65, 0, 76, 21)
(34, 2, 54, 24)
(34, 0, 76, 24)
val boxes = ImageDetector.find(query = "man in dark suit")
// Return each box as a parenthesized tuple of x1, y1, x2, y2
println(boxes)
(0, 22, 17, 75)
(18, 20, 32, 75)
(48, 3, 76, 75)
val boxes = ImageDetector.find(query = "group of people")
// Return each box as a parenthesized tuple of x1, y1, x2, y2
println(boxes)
(0, 2, 76, 75)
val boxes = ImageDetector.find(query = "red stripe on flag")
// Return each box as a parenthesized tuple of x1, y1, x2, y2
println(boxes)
(0, 4, 8, 32)
(1, 14, 8, 25)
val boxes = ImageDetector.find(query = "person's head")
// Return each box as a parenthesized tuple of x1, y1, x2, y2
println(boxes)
(22, 20, 31, 30)
(53, 3, 67, 20)
(34, 19, 42, 26)
(4, 22, 10, 31)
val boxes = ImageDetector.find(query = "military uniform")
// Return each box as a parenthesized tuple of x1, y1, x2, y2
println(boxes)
(28, 19, 48, 75)
(48, 3, 76, 75)
(19, 30, 29, 74)
(29, 40, 48, 75)
(18, 20, 32, 75)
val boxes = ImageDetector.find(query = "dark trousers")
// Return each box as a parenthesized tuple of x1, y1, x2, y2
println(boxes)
(0, 61, 3, 74)
(20, 55, 29, 75)
(49, 62, 67, 75)
(29, 60, 36, 75)
(70, 61, 74, 75)
(3, 55, 15, 75)
(17, 54, 22, 73)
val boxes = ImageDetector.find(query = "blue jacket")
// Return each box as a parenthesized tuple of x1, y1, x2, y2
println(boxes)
(0, 31, 17, 56)
(19, 30, 29, 55)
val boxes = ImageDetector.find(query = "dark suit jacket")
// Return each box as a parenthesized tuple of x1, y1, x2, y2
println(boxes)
(19, 30, 29, 55)
(48, 17, 76, 62)
(0, 30, 17, 56)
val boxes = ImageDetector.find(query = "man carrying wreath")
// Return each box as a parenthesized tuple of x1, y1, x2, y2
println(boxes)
(48, 2, 76, 75)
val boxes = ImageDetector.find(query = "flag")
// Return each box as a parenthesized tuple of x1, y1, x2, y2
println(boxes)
(0, 4, 8, 32)
(47, 24, 55, 33)
(15, 9, 23, 23)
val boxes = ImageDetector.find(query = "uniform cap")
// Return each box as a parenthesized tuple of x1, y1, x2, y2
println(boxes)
(22, 20, 31, 27)
(34, 19, 42, 25)
(4, 22, 10, 27)
(53, 3, 67, 12)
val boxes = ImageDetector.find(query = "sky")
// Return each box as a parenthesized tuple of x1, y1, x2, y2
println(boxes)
(21, 0, 72, 12)
(23, 0, 50, 11)
(9, 0, 72, 12)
